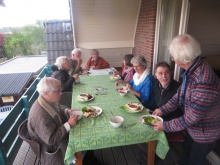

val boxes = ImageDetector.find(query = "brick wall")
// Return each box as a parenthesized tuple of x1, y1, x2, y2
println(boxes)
(132, 0, 157, 71)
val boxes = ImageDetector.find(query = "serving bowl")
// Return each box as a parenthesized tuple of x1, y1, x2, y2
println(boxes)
(109, 116, 124, 128)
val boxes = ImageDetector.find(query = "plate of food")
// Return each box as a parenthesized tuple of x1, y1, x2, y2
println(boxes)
(82, 106, 102, 118)
(76, 93, 94, 102)
(139, 115, 163, 126)
(110, 75, 121, 81)
(119, 103, 144, 113)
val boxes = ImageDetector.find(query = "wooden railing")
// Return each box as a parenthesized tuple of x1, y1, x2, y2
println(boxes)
(0, 65, 52, 165)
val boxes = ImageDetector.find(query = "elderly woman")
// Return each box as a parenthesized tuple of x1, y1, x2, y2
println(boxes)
(117, 55, 156, 110)
(114, 54, 135, 83)
(153, 34, 220, 165)
(69, 48, 82, 75)
(27, 77, 78, 165)
(51, 56, 79, 92)
(85, 49, 110, 70)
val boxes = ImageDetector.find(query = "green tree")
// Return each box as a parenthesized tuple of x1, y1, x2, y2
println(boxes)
(2, 21, 46, 59)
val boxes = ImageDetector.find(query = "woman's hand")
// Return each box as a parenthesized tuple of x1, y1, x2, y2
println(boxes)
(153, 121, 164, 131)
(126, 83, 132, 91)
(68, 115, 78, 127)
(152, 108, 162, 116)
(115, 80, 122, 86)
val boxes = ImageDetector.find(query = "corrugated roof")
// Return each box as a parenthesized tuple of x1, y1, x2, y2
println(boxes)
(0, 55, 48, 74)
(0, 73, 32, 96)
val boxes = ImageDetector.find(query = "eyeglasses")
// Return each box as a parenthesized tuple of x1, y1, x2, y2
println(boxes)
(133, 65, 142, 68)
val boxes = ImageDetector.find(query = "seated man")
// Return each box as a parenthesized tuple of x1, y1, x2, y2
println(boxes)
(27, 77, 79, 165)
(154, 61, 183, 120)
(51, 56, 79, 92)
(69, 48, 82, 75)
(85, 49, 110, 70)
(154, 61, 184, 142)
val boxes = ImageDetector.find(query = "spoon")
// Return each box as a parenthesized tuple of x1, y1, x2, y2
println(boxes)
(110, 111, 117, 123)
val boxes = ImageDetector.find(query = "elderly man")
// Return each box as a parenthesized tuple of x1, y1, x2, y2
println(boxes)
(153, 34, 220, 165)
(85, 49, 110, 70)
(27, 77, 78, 165)
(69, 48, 82, 75)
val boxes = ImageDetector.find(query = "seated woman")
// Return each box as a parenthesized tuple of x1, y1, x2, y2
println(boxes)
(114, 54, 135, 84)
(27, 77, 79, 165)
(51, 56, 79, 92)
(69, 48, 82, 75)
(84, 49, 110, 69)
(116, 55, 156, 110)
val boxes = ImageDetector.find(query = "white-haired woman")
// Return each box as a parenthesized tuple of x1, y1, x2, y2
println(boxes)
(153, 34, 220, 165)
(69, 48, 82, 75)
(51, 56, 79, 92)
(27, 77, 78, 165)
(116, 55, 156, 110)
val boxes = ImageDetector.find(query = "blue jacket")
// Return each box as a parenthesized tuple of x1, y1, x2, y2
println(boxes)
(129, 74, 156, 110)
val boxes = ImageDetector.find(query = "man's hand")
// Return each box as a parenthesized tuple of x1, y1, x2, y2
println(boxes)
(68, 115, 78, 127)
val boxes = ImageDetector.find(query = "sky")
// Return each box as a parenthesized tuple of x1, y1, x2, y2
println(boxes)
(0, 0, 70, 27)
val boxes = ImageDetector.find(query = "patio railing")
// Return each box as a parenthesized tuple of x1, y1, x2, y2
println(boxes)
(0, 65, 52, 165)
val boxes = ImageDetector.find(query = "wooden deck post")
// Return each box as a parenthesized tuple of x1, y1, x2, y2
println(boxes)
(75, 152, 82, 165)
(147, 140, 156, 165)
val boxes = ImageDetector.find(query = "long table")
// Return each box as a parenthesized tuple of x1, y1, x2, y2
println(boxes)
(64, 75, 169, 165)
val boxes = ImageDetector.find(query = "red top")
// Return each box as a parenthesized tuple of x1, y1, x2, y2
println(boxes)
(85, 57, 110, 69)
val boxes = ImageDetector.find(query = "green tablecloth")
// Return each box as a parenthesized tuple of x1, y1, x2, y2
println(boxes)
(64, 75, 169, 164)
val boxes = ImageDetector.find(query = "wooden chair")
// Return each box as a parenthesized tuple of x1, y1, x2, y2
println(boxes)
(18, 119, 41, 158)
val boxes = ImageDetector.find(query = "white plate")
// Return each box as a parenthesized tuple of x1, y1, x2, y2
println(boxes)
(76, 93, 94, 102)
(139, 115, 163, 125)
(82, 106, 102, 118)
(110, 75, 121, 81)
(120, 103, 144, 113)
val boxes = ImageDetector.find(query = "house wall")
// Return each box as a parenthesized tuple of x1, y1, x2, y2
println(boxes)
(70, 0, 141, 67)
(187, 0, 220, 56)
(133, 0, 157, 71)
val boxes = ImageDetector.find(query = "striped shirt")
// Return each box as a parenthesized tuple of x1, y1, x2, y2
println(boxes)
(160, 57, 220, 143)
